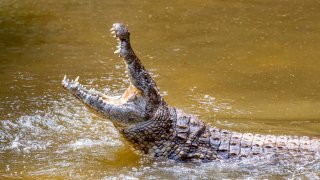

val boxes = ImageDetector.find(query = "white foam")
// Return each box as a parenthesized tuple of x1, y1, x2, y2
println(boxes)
(67, 137, 122, 150)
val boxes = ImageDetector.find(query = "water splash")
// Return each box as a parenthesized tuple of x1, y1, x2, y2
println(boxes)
(0, 96, 124, 178)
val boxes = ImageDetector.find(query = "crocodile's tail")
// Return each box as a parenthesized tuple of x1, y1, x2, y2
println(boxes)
(170, 112, 319, 161)
(206, 127, 320, 159)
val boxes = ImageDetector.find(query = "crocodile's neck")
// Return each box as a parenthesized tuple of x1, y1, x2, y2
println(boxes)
(122, 107, 320, 162)
(123, 105, 176, 157)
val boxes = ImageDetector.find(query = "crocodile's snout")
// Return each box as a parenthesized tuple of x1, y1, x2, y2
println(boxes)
(110, 23, 130, 40)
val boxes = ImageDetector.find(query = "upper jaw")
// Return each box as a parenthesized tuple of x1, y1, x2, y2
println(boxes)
(110, 23, 131, 57)
(110, 23, 130, 40)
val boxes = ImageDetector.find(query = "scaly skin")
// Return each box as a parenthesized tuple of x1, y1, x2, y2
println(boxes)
(62, 23, 320, 162)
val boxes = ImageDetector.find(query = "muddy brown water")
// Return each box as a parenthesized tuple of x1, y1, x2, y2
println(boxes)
(1, 0, 320, 179)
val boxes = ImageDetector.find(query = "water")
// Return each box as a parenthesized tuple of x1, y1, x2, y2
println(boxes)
(1, 0, 320, 179)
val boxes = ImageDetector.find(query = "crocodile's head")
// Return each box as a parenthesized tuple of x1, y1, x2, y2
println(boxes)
(62, 23, 167, 126)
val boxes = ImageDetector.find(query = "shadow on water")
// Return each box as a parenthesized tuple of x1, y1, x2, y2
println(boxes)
(0, 0, 320, 179)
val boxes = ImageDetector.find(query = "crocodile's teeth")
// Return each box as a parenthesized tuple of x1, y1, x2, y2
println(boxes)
(75, 76, 79, 82)
(63, 75, 67, 81)
(114, 49, 120, 54)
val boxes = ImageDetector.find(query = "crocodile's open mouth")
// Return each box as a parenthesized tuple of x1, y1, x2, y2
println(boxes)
(62, 24, 141, 107)
(62, 23, 163, 122)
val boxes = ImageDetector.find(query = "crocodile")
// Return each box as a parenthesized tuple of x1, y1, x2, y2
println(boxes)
(62, 23, 320, 162)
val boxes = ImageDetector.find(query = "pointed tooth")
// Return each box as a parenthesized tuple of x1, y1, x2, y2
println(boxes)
(110, 27, 115, 31)
(75, 76, 79, 82)
(113, 35, 116, 38)
(64, 75, 66, 80)
(114, 49, 120, 54)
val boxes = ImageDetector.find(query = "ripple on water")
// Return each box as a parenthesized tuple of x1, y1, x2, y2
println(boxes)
(102, 154, 320, 179)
